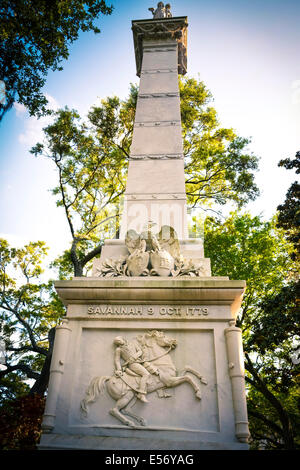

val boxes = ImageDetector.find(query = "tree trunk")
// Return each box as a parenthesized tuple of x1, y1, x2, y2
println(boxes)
(70, 240, 83, 277)
(29, 327, 56, 396)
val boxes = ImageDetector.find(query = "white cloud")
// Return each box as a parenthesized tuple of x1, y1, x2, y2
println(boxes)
(18, 116, 48, 147)
(18, 94, 60, 148)
(14, 102, 27, 116)
(44, 93, 59, 111)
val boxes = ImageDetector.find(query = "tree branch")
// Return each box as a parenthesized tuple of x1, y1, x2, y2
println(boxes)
(0, 363, 40, 381)
(248, 408, 283, 435)
(54, 157, 75, 239)
(0, 302, 48, 356)
(80, 243, 103, 267)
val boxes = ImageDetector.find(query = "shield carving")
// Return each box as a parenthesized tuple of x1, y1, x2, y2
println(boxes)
(150, 250, 174, 277)
(127, 251, 150, 276)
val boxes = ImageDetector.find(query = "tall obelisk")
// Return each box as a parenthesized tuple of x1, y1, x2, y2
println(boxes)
(96, 13, 210, 275)
(120, 16, 188, 239)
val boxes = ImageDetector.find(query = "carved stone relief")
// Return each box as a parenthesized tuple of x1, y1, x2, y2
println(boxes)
(97, 224, 206, 278)
(80, 330, 207, 428)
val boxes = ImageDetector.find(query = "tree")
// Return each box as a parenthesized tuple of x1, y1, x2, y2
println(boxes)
(31, 91, 135, 276)
(180, 77, 259, 209)
(245, 283, 300, 449)
(0, 0, 113, 121)
(32, 78, 259, 277)
(277, 151, 300, 262)
(0, 394, 45, 450)
(0, 238, 64, 402)
(204, 212, 300, 449)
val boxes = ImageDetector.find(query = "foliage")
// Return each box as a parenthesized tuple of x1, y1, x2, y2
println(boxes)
(32, 78, 259, 277)
(0, 394, 45, 450)
(31, 90, 136, 275)
(246, 379, 300, 450)
(205, 212, 293, 321)
(0, 238, 64, 403)
(0, 0, 113, 121)
(180, 77, 259, 208)
(205, 212, 300, 449)
(277, 151, 300, 261)
(249, 283, 299, 354)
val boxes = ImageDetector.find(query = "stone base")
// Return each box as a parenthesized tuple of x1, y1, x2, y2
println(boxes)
(39, 433, 249, 451)
(40, 277, 250, 451)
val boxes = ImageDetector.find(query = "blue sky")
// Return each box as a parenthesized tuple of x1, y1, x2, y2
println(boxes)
(0, 0, 299, 258)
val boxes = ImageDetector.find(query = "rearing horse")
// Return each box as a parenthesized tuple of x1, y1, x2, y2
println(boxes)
(80, 330, 207, 428)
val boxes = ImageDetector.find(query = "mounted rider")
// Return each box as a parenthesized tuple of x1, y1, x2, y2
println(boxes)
(113, 336, 159, 403)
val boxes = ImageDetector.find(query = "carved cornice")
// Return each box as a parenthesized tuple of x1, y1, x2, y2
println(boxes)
(132, 17, 188, 77)
(54, 278, 246, 307)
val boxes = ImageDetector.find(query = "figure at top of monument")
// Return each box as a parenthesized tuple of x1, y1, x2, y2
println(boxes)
(165, 3, 172, 17)
(148, 2, 172, 19)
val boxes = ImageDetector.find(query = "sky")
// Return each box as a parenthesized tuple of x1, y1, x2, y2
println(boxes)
(0, 0, 299, 261)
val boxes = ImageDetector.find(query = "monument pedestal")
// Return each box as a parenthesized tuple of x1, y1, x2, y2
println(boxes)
(39, 278, 249, 450)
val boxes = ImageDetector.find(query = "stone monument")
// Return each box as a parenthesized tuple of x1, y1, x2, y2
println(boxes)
(39, 4, 250, 450)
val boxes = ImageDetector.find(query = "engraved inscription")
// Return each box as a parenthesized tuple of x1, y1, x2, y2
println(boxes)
(87, 305, 209, 317)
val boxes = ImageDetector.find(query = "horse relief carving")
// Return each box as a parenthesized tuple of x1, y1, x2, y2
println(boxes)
(80, 330, 208, 428)
(97, 223, 206, 278)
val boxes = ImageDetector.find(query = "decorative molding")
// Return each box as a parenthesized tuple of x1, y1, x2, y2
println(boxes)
(141, 68, 177, 74)
(144, 47, 177, 53)
(135, 120, 181, 128)
(132, 17, 188, 77)
(130, 153, 183, 160)
(138, 92, 179, 99)
(125, 193, 186, 201)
